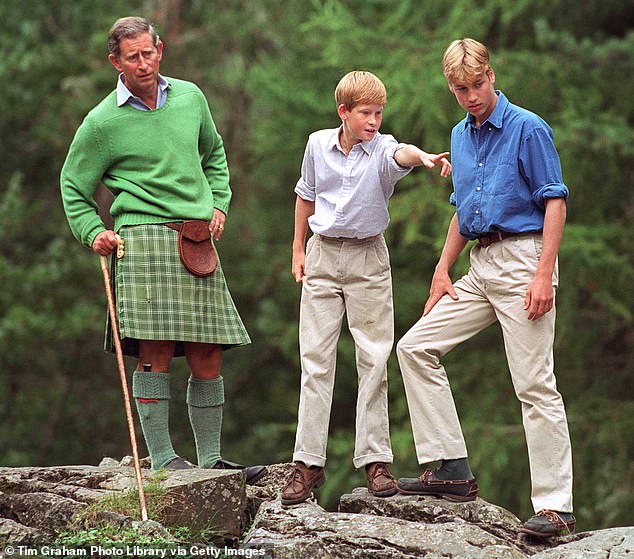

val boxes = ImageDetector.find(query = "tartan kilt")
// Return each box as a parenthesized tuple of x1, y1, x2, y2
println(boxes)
(105, 224, 251, 357)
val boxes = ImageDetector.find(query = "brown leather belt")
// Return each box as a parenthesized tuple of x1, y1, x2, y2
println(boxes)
(477, 230, 540, 248)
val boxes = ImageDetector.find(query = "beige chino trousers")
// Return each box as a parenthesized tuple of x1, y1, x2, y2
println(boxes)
(293, 234, 394, 469)
(397, 235, 573, 513)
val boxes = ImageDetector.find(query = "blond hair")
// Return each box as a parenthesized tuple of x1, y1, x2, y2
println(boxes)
(442, 38, 491, 83)
(335, 71, 387, 110)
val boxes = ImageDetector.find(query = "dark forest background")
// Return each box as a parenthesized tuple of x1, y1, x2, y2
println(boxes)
(1, 0, 632, 531)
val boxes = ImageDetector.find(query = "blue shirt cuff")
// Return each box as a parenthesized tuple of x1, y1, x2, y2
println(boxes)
(532, 183, 569, 209)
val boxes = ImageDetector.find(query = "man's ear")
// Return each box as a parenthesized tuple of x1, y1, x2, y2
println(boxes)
(108, 53, 122, 72)
(156, 40, 163, 62)
(337, 103, 349, 120)
(487, 68, 496, 85)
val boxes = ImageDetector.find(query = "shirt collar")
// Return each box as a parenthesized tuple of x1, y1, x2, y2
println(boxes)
(462, 90, 508, 132)
(330, 125, 374, 155)
(115, 73, 170, 107)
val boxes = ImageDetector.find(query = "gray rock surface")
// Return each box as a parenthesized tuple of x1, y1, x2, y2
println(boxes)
(244, 486, 633, 559)
(530, 526, 634, 558)
(0, 465, 116, 502)
(159, 467, 246, 539)
(243, 498, 528, 558)
(0, 518, 45, 546)
(0, 463, 245, 545)
(8, 491, 86, 533)
(339, 487, 563, 556)
(340, 486, 522, 527)
(1, 462, 631, 559)
(246, 462, 293, 519)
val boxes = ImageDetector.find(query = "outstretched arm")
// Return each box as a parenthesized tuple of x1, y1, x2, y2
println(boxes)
(394, 145, 451, 177)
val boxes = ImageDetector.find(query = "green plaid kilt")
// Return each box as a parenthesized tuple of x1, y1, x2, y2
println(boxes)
(105, 224, 250, 357)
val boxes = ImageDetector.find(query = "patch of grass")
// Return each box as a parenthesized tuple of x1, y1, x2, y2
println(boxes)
(76, 473, 169, 526)
(169, 524, 221, 546)
(55, 472, 226, 552)
(53, 522, 226, 557)
(54, 523, 175, 548)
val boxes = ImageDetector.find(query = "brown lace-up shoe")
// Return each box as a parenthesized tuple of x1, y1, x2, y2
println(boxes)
(521, 510, 576, 538)
(397, 469, 478, 502)
(366, 462, 398, 497)
(281, 462, 326, 505)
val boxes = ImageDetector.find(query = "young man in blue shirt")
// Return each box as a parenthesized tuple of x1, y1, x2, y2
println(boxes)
(395, 39, 575, 538)
(282, 71, 451, 505)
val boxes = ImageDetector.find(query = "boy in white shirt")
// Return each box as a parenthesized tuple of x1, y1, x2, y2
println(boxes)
(282, 71, 451, 504)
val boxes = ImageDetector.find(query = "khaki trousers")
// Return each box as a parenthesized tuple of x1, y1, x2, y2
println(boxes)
(293, 234, 394, 468)
(397, 235, 573, 513)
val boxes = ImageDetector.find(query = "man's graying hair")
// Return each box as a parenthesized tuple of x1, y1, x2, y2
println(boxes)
(108, 16, 159, 58)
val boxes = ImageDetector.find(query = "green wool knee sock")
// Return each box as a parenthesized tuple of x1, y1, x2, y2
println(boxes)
(132, 371, 178, 470)
(187, 376, 224, 468)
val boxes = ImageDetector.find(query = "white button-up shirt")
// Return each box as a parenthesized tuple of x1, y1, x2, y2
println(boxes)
(295, 127, 412, 238)
(115, 73, 170, 111)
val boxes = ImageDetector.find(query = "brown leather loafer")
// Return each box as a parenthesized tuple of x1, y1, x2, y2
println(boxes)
(397, 469, 478, 502)
(281, 462, 325, 505)
(521, 510, 576, 538)
(366, 462, 398, 497)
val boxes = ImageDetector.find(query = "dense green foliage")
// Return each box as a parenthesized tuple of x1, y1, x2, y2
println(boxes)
(1, 0, 632, 532)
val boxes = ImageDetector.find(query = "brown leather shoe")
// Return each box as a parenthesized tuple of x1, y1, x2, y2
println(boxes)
(521, 510, 576, 538)
(366, 462, 398, 497)
(397, 469, 478, 502)
(281, 462, 326, 505)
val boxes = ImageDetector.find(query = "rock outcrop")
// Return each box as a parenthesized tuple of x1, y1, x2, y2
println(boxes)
(243, 498, 528, 558)
(1, 461, 632, 559)
(0, 462, 246, 545)
(246, 462, 294, 520)
(339, 487, 548, 555)
(243, 483, 634, 559)
(531, 527, 634, 558)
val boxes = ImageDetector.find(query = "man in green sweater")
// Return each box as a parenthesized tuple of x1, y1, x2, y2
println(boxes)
(61, 16, 265, 483)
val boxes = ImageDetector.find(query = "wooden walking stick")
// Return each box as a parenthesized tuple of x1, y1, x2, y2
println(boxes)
(100, 240, 149, 521)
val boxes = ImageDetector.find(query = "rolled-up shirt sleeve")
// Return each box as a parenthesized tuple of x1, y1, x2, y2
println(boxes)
(294, 138, 316, 201)
(384, 140, 414, 182)
(520, 125, 569, 209)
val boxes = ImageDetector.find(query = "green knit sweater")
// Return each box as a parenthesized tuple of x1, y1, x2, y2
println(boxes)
(60, 78, 231, 248)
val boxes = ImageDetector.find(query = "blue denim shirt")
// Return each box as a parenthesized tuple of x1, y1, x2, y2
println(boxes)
(449, 92, 568, 240)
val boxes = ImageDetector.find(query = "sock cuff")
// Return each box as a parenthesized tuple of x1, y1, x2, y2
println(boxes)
(186, 376, 225, 407)
(132, 371, 171, 400)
